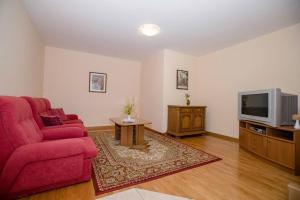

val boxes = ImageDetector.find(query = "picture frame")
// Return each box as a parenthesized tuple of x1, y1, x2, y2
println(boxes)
(89, 72, 107, 93)
(176, 70, 188, 90)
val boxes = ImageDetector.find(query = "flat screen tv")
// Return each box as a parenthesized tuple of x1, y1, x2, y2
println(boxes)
(238, 88, 298, 127)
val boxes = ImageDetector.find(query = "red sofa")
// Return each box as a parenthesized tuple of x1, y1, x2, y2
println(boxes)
(22, 97, 88, 136)
(0, 96, 97, 199)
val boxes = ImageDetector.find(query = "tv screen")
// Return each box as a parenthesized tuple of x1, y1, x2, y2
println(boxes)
(241, 93, 268, 117)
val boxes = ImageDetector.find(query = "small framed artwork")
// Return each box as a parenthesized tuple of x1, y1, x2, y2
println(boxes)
(176, 70, 188, 90)
(89, 72, 107, 93)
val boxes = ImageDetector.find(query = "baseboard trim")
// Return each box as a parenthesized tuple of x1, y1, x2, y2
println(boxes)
(87, 125, 114, 131)
(87, 126, 239, 143)
(144, 127, 166, 134)
(206, 132, 239, 143)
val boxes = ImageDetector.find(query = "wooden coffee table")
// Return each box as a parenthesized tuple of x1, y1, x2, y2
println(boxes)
(110, 118, 151, 150)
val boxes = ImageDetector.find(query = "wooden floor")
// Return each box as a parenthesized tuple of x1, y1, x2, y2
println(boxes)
(21, 131, 300, 200)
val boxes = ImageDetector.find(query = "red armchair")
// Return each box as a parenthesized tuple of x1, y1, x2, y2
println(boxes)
(0, 96, 97, 199)
(22, 96, 88, 136)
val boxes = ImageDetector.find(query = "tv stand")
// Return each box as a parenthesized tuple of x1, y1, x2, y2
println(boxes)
(239, 120, 300, 175)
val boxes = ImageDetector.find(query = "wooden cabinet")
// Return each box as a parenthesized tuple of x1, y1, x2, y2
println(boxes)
(167, 105, 206, 137)
(239, 120, 300, 175)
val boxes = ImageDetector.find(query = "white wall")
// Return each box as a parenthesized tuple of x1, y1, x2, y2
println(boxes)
(140, 50, 165, 132)
(162, 49, 198, 132)
(43, 47, 141, 127)
(0, 0, 44, 96)
(195, 23, 300, 138)
(140, 49, 198, 133)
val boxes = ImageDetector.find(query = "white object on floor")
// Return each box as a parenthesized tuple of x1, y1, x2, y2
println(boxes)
(288, 182, 300, 200)
(97, 188, 191, 200)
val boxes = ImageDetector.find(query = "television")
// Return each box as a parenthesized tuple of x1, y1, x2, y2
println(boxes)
(238, 88, 298, 127)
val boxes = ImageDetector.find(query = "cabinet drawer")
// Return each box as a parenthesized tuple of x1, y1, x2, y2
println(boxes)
(193, 108, 204, 113)
(180, 108, 192, 113)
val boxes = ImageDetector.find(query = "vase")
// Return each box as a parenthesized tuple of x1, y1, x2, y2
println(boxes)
(127, 115, 132, 121)
(295, 120, 300, 129)
(186, 99, 190, 106)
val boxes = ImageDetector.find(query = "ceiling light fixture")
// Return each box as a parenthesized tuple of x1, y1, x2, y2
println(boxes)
(138, 24, 160, 36)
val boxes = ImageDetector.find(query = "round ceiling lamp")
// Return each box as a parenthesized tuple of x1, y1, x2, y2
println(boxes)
(138, 24, 160, 36)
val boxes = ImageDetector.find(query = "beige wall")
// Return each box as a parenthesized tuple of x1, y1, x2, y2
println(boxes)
(195, 23, 300, 138)
(162, 49, 198, 132)
(0, 0, 44, 96)
(43, 47, 141, 127)
(140, 49, 198, 133)
(140, 50, 165, 132)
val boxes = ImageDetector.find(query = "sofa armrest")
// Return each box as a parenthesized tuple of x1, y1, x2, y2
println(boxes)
(0, 139, 85, 193)
(66, 114, 79, 120)
(41, 127, 84, 140)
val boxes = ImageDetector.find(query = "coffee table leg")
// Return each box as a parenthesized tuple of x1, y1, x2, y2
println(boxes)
(136, 125, 145, 145)
(115, 124, 121, 140)
(127, 126, 133, 147)
(130, 125, 149, 151)
(120, 126, 133, 146)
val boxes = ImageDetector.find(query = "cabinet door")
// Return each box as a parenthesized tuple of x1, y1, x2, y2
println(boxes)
(167, 107, 179, 133)
(180, 113, 192, 132)
(191, 112, 204, 131)
(239, 129, 250, 149)
(249, 133, 267, 156)
(267, 138, 295, 169)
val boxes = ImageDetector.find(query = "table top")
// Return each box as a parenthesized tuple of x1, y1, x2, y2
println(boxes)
(110, 117, 151, 126)
(168, 105, 206, 108)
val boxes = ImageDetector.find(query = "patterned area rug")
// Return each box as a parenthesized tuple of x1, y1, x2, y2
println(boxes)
(91, 130, 221, 195)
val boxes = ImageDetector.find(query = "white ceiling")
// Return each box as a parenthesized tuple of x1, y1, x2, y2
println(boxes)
(22, 0, 300, 61)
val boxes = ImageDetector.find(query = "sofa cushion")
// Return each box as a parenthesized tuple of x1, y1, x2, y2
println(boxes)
(80, 137, 98, 158)
(51, 108, 68, 121)
(42, 127, 84, 140)
(22, 97, 48, 128)
(40, 115, 64, 126)
(63, 119, 84, 124)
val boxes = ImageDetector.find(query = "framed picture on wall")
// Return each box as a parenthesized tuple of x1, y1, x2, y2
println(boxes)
(176, 70, 188, 90)
(89, 72, 107, 93)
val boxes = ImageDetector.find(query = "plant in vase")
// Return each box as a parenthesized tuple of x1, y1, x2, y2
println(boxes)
(123, 101, 135, 122)
(185, 93, 190, 106)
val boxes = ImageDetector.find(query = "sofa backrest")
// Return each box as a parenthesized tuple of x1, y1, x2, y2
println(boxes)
(22, 97, 52, 128)
(0, 96, 42, 173)
(42, 98, 52, 110)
